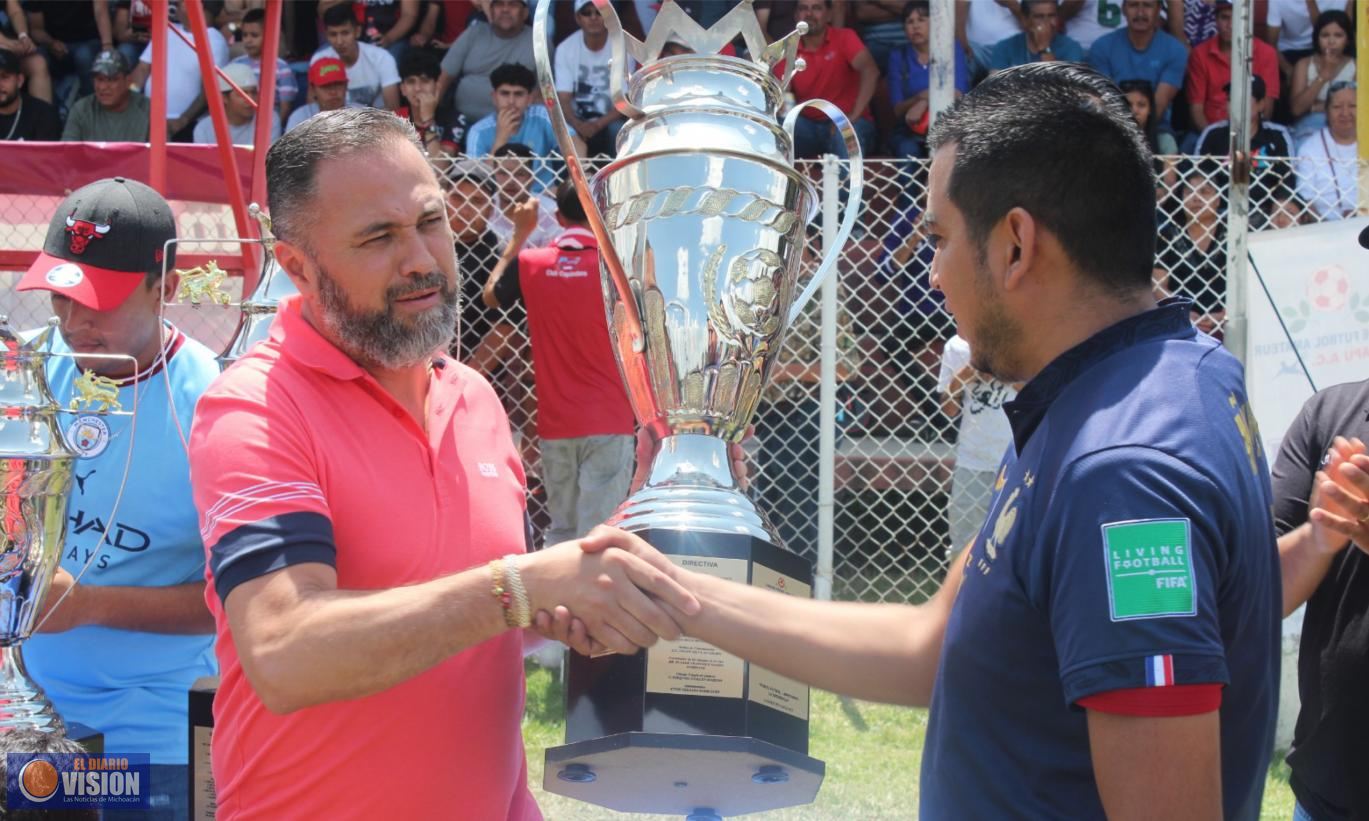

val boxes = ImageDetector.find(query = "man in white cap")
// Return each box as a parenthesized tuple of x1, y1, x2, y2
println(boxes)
(192, 61, 281, 147)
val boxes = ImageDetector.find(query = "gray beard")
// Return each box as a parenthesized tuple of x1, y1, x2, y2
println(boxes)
(314, 264, 458, 370)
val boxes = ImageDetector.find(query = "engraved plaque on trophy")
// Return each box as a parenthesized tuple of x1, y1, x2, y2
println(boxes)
(533, 0, 863, 816)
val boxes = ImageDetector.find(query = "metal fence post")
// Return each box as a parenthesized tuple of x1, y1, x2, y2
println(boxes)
(1224, 0, 1253, 365)
(816, 155, 839, 602)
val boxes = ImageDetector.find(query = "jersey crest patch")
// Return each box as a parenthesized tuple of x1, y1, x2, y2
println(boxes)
(65, 414, 111, 459)
(1101, 518, 1196, 621)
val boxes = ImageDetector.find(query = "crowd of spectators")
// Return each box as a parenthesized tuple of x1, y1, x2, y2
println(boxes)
(0, 0, 1357, 452)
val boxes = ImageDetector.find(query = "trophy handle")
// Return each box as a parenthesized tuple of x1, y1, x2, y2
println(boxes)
(595, 0, 646, 121)
(781, 100, 864, 325)
(533, 0, 645, 353)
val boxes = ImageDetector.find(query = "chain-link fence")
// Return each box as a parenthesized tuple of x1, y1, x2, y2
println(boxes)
(2, 147, 1361, 604)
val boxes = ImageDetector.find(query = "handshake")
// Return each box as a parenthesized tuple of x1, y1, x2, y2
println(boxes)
(511, 526, 700, 657)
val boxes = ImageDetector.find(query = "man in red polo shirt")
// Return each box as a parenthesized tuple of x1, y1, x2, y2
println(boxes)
(187, 108, 697, 820)
(483, 183, 636, 546)
(777, 0, 879, 159)
(1185, 0, 1279, 132)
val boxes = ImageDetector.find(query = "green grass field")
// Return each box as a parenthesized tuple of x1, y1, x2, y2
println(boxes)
(521, 662, 1296, 820)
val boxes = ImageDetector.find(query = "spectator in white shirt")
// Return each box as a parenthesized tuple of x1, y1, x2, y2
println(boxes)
(1295, 81, 1358, 220)
(311, 3, 400, 110)
(128, 6, 229, 140)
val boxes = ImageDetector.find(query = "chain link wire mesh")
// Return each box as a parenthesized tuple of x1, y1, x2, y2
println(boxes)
(1, 146, 1361, 604)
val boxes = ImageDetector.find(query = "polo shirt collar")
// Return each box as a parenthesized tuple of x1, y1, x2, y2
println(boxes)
(1004, 298, 1195, 452)
(271, 294, 369, 380)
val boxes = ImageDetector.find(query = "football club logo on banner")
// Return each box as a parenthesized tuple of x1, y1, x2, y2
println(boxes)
(7, 753, 150, 811)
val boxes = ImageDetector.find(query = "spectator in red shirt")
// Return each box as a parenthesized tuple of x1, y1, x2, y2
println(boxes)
(1185, 0, 1279, 132)
(776, 0, 879, 159)
(482, 182, 637, 546)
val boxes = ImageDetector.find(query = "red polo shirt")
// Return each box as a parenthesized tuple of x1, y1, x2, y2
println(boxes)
(1186, 36, 1280, 125)
(189, 296, 539, 820)
(775, 26, 871, 121)
(517, 227, 635, 440)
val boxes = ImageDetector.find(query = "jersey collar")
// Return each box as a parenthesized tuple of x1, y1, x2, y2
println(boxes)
(553, 227, 597, 250)
(1004, 298, 1196, 452)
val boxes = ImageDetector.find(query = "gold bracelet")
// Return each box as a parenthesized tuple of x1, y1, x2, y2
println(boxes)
(502, 555, 531, 628)
(488, 558, 519, 628)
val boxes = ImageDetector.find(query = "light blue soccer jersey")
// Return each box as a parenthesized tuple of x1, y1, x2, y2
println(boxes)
(24, 324, 218, 764)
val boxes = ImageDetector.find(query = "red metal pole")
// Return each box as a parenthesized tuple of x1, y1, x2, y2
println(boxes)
(148, 0, 168, 192)
(169, 25, 257, 110)
(243, 0, 283, 296)
(181, 0, 257, 274)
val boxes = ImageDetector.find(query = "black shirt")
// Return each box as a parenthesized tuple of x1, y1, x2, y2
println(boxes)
(1271, 378, 1369, 821)
(1197, 122, 1294, 201)
(1158, 219, 1227, 314)
(0, 95, 63, 141)
(23, 0, 102, 43)
(455, 230, 524, 359)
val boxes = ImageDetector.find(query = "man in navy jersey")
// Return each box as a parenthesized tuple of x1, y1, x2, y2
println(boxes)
(547, 62, 1281, 819)
(21, 177, 218, 820)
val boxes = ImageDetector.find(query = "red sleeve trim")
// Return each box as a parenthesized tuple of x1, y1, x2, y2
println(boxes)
(1077, 683, 1223, 717)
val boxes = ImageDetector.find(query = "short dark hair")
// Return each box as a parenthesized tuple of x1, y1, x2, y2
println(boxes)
(321, 3, 357, 29)
(266, 108, 421, 249)
(556, 181, 587, 223)
(241, 7, 265, 26)
(927, 62, 1155, 295)
(1313, 9, 1354, 58)
(1019, 0, 1058, 15)
(490, 62, 536, 92)
(903, 1, 929, 19)
(492, 141, 534, 160)
(399, 48, 441, 81)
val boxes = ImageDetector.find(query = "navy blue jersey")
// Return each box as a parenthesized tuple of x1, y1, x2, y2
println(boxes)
(921, 302, 1280, 820)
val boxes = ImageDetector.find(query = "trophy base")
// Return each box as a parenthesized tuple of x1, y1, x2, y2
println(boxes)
(543, 731, 824, 817)
(67, 722, 103, 754)
(0, 645, 63, 731)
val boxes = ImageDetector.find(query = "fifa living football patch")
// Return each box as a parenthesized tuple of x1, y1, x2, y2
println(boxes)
(1101, 518, 1196, 621)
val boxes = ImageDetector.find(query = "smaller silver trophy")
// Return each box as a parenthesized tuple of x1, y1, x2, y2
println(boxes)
(169, 203, 298, 369)
(217, 204, 297, 367)
(0, 318, 77, 730)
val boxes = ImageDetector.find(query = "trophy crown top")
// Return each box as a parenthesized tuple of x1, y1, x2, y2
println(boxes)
(627, 0, 808, 90)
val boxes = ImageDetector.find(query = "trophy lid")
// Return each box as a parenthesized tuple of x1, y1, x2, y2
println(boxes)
(621, 0, 808, 89)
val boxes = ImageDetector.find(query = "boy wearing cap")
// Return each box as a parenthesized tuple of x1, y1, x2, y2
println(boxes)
(61, 49, 150, 142)
(192, 61, 282, 146)
(227, 7, 298, 125)
(0, 47, 61, 141)
(22, 177, 219, 821)
(285, 56, 364, 132)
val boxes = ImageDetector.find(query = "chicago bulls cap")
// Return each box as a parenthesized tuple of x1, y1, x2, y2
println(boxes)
(18, 177, 177, 310)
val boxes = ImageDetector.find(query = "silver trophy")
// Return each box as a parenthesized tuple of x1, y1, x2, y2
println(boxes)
(218, 204, 297, 367)
(535, 1, 861, 817)
(0, 319, 76, 731)
(169, 204, 298, 369)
